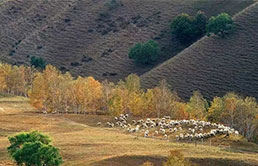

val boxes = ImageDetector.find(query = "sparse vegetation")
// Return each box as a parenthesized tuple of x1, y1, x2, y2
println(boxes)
(129, 40, 160, 64)
(7, 131, 63, 166)
(206, 13, 234, 38)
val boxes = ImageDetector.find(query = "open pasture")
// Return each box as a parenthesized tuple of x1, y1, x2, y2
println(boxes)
(0, 97, 258, 166)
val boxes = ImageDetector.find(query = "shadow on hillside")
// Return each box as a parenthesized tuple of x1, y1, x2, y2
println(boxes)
(92, 155, 257, 166)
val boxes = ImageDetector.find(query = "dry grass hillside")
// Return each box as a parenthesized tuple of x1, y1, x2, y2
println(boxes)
(0, 97, 258, 166)
(0, 0, 254, 82)
(141, 1, 258, 100)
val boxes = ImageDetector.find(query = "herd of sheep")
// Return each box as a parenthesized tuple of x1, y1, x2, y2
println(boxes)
(98, 114, 239, 141)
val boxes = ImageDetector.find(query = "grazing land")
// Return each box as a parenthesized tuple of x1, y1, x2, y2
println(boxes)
(0, 0, 254, 82)
(141, 1, 258, 100)
(0, 97, 258, 166)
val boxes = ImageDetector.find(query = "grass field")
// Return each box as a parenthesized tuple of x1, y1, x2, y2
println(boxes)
(141, 1, 258, 100)
(0, 0, 254, 82)
(0, 97, 258, 166)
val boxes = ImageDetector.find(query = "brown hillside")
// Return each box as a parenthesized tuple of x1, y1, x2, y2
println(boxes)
(141, 2, 258, 100)
(0, 0, 254, 81)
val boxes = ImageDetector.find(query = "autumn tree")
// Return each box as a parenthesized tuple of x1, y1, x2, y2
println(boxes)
(101, 80, 115, 112)
(153, 80, 175, 118)
(207, 92, 258, 142)
(187, 91, 209, 120)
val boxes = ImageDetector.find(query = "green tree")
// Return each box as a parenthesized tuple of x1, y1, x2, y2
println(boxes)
(171, 11, 207, 43)
(30, 56, 47, 69)
(128, 40, 160, 64)
(8, 131, 63, 166)
(170, 13, 194, 43)
(206, 13, 234, 38)
(187, 91, 209, 120)
(193, 11, 207, 37)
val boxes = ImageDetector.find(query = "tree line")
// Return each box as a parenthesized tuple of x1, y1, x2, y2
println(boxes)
(0, 63, 257, 142)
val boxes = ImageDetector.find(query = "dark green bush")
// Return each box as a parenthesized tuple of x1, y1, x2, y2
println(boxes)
(8, 131, 63, 166)
(170, 11, 207, 43)
(206, 13, 234, 38)
(104, 0, 120, 10)
(129, 40, 160, 64)
(30, 56, 47, 69)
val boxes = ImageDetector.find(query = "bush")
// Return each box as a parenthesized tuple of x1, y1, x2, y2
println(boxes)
(163, 150, 191, 166)
(30, 56, 47, 69)
(193, 11, 207, 37)
(206, 13, 234, 38)
(105, 0, 120, 10)
(7, 131, 63, 166)
(170, 11, 207, 43)
(129, 40, 160, 64)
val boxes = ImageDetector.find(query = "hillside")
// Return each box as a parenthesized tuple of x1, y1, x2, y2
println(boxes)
(0, 97, 258, 166)
(141, 1, 258, 100)
(0, 0, 254, 82)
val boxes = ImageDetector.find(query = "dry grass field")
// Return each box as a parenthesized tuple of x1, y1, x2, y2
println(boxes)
(0, 97, 258, 166)
(141, 1, 258, 100)
(0, 0, 254, 82)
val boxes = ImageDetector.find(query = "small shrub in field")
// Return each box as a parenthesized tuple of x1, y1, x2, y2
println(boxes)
(163, 150, 191, 166)
(129, 40, 160, 64)
(7, 131, 63, 166)
(30, 56, 47, 69)
(141, 161, 154, 166)
(206, 13, 234, 38)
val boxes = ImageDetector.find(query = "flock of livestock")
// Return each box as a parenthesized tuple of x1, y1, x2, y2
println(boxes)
(98, 114, 240, 141)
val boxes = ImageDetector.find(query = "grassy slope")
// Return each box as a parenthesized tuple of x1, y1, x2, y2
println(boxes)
(0, 0, 254, 82)
(141, 1, 258, 100)
(0, 97, 258, 166)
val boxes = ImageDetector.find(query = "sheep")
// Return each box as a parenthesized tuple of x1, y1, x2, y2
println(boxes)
(163, 134, 168, 139)
(191, 129, 195, 134)
(160, 128, 166, 134)
(176, 135, 179, 141)
(169, 128, 174, 133)
(144, 130, 149, 137)
(154, 130, 159, 135)
(179, 133, 184, 140)
(114, 117, 118, 121)
(96, 122, 102, 126)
